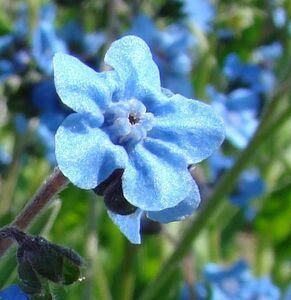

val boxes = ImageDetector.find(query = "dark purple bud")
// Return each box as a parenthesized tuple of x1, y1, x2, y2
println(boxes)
(17, 247, 43, 296)
(94, 169, 124, 196)
(103, 177, 137, 215)
(140, 216, 162, 235)
(8, 228, 84, 289)
(93, 169, 137, 215)
(19, 236, 63, 283)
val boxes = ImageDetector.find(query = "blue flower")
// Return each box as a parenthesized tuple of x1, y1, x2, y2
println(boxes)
(0, 285, 29, 300)
(53, 35, 224, 243)
(272, 7, 287, 28)
(196, 260, 281, 300)
(181, 0, 215, 33)
(209, 151, 265, 219)
(223, 53, 276, 94)
(0, 147, 11, 169)
(0, 60, 14, 83)
(0, 3, 28, 52)
(13, 3, 29, 42)
(128, 15, 194, 97)
(60, 21, 106, 62)
(245, 277, 281, 300)
(253, 42, 283, 68)
(32, 4, 67, 75)
(0, 35, 14, 53)
(31, 80, 71, 164)
(202, 260, 251, 299)
(284, 285, 291, 300)
(0, 4, 30, 82)
(230, 169, 265, 207)
(207, 86, 259, 149)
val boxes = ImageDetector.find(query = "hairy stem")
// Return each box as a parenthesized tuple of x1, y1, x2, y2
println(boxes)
(0, 167, 68, 256)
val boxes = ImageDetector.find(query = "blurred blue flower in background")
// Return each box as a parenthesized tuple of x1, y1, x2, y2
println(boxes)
(253, 42, 283, 68)
(31, 79, 71, 164)
(207, 86, 259, 149)
(0, 285, 29, 300)
(208, 151, 233, 181)
(0, 3, 28, 52)
(0, 60, 14, 83)
(14, 114, 28, 135)
(0, 4, 30, 82)
(223, 53, 276, 94)
(53, 35, 224, 243)
(60, 21, 106, 65)
(0, 147, 11, 170)
(32, 4, 67, 75)
(209, 151, 265, 219)
(196, 260, 281, 300)
(284, 285, 291, 300)
(181, 0, 215, 33)
(244, 277, 282, 300)
(13, 3, 29, 43)
(31, 79, 68, 114)
(128, 15, 194, 97)
(230, 169, 265, 208)
(0, 35, 14, 53)
(182, 260, 281, 299)
(272, 6, 287, 28)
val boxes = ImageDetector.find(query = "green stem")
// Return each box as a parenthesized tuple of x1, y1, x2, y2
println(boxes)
(208, 225, 220, 262)
(83, 197, 112, 300)
(119, 240, 138, 300)
(254, 236, 266, 276)
(27, 0, 39, 35)
(138, 92, 291, 300)
(142, 265, 180, 300)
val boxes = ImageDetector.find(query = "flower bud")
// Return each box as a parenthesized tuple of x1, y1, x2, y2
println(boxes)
(17, 247, 43, 296)
(8, 228, 84, 297)
(49, 244, 83, 285)
(140, 215, 162, 235)
(94, 169, 137, 215)
(93, 169, 124, 196)
(103, 177, 137, 215)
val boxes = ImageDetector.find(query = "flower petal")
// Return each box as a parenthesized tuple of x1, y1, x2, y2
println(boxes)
(149, 94, 225, 164)
(162, 74, 193, 98)
(108, 209, 143, 244)
(53, 53, 117, 115)
(147, 179, 200, 223)
(0, 285, 29, 300)
(55, 113, 128, 189)
(122, 140, 195, 211)
(104, 35, 161, 98)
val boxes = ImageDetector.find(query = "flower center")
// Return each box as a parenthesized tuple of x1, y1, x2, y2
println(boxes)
(104, 99, 154, 149)
(128, 113, 140, 125)
(221, 278, 240, 295)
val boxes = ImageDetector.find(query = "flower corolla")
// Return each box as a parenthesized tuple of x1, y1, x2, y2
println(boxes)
(199, 260, 281, 300)
(53, 36, 224, 243)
